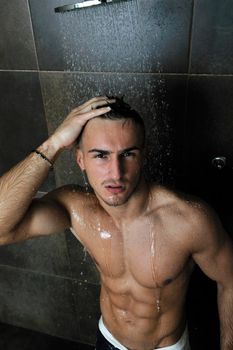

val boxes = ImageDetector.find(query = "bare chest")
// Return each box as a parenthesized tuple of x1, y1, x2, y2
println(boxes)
(71, 215, 192, 289)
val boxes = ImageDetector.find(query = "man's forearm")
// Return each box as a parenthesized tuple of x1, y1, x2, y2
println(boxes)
(0, 138, 60, 235)
(218, 284, 233, 350)
(0, 98, 112, 236)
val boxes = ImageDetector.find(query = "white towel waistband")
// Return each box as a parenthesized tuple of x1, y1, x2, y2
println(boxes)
(98, 316, 190, 350)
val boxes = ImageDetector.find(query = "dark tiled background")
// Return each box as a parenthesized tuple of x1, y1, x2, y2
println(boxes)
(0, 0, 232, 348)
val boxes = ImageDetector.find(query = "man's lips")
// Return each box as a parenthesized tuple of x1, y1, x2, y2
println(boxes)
(104, 185, 125, 194)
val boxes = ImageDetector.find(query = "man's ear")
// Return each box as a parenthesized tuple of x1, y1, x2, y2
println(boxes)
(76, 148, 85, 171)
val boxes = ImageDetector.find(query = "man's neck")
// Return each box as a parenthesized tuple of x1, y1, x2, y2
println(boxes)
(97, 178, 151, 229)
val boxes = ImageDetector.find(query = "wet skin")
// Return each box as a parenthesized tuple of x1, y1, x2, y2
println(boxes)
(1, 98, 232, 349)
(17, 117, 230, 349)
(67, 187, 194, 349)
(55, 119, 196, 349)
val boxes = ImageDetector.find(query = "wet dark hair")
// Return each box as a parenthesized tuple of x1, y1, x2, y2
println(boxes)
(77, 96, 145, 147)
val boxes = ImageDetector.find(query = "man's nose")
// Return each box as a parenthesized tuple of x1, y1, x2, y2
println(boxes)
(109, 157, 123, 180)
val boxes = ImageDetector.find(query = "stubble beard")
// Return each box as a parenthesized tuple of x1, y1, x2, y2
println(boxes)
(95, 174, 142, 208)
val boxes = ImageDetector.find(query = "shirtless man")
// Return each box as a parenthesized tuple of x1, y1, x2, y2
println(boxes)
(0, 96, 232, 350)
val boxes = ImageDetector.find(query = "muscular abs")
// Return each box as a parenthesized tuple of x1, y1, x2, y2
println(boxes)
(69, 195, 194, 350)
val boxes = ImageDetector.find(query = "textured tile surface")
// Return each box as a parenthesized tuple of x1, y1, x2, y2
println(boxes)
(191, 0, 233, 74)
(184, 76, 233, 232)
(187, 267, 220, 350)
(0, 266, 79, 340)
(65, 230, 100, 284)
(186, 76, 233, 172)
(40, 71, 187, 186)
(0, 0, 37, 70)
(0, 322, 94, 349)
(73, 280, 100, 344)
(0, 233, 72, 277)
(29, 0, 192, 73)
(0, 71, 55, 191)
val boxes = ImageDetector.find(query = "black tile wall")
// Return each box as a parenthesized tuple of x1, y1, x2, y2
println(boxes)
(191, 0, 233, 74)
(186, 76, 233, 172)
(29, 0, 192, 73)
(0, 322, 95, 350)
(0, 0, 37, 70)
(0, 71, 55, 191)
(66, 231, 100, 285)
(73, 281, 100, 344)
(0, 233, 72, 277)
(0, 266, 79, 340)
(184, 76, 233, 236)
(1, 0, 233, 346)
(65, 230, 100, 285)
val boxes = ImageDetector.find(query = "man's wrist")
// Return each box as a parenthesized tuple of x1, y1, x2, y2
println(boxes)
(37, 136, 62, 164)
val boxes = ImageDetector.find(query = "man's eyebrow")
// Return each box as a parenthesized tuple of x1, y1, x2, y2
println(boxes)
(120, 147, 141, 153)
(88, 147, 141, 154)
(88, 149, 111, 154)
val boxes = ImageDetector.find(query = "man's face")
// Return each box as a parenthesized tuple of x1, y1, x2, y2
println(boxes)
(76, 118, 144, 207)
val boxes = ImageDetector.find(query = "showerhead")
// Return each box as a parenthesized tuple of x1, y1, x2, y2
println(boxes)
(54, 0, 129, 13)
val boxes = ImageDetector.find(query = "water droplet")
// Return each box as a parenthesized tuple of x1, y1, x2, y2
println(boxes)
(71, 210, 84, 226)
(83, 246, 87, 261)
(156, 299, 161, 313)
(100, 230, 111, 240)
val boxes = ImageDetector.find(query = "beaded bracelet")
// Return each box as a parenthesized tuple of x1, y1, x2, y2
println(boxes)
(32, 149, 54, 170)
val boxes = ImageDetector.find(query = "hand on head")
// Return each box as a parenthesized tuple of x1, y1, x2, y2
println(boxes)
(50, 96, 116, 150)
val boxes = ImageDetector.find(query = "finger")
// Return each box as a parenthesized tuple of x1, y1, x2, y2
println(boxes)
(90, 99, 116, 111)
(75, 96, 109, 112)
(79, 106, 111, 123)
(76, 96, 115, 114)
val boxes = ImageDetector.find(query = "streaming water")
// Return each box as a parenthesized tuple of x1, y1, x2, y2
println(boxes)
(71, 208, 84, 226)
(55, 2, 175, 319)
(147, 199, 162, 314)
(156, 288, 162, 314)
(83, 246, 88, 261)
(97, 222, 113, 278)
(82, 171, 90, 193)
(150, 227, 157, 284)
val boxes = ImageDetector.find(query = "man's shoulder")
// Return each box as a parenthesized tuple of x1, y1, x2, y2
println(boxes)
(149, 184, 212, 226)
(149, 184, 227, 254)
(46, 184, 98, 209)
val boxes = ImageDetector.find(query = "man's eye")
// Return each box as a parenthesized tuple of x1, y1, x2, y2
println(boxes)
(122, 152, 135, 158)
(94, 153, 107, 159)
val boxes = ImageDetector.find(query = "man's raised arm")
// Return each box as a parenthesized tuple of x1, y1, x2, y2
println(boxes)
(0, 97, 113, 245)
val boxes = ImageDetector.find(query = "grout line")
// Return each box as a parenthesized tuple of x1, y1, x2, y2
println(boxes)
(187, 0, 195, 74)
(182, 75, 191, 177)
(0, 69, 233, 77)
(0, 69, 38, 73)
(26, 0, 40, 71)
(0, 263, 100, 285)
(0, 263, 73, 280)
(29, 71, 233, 77)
